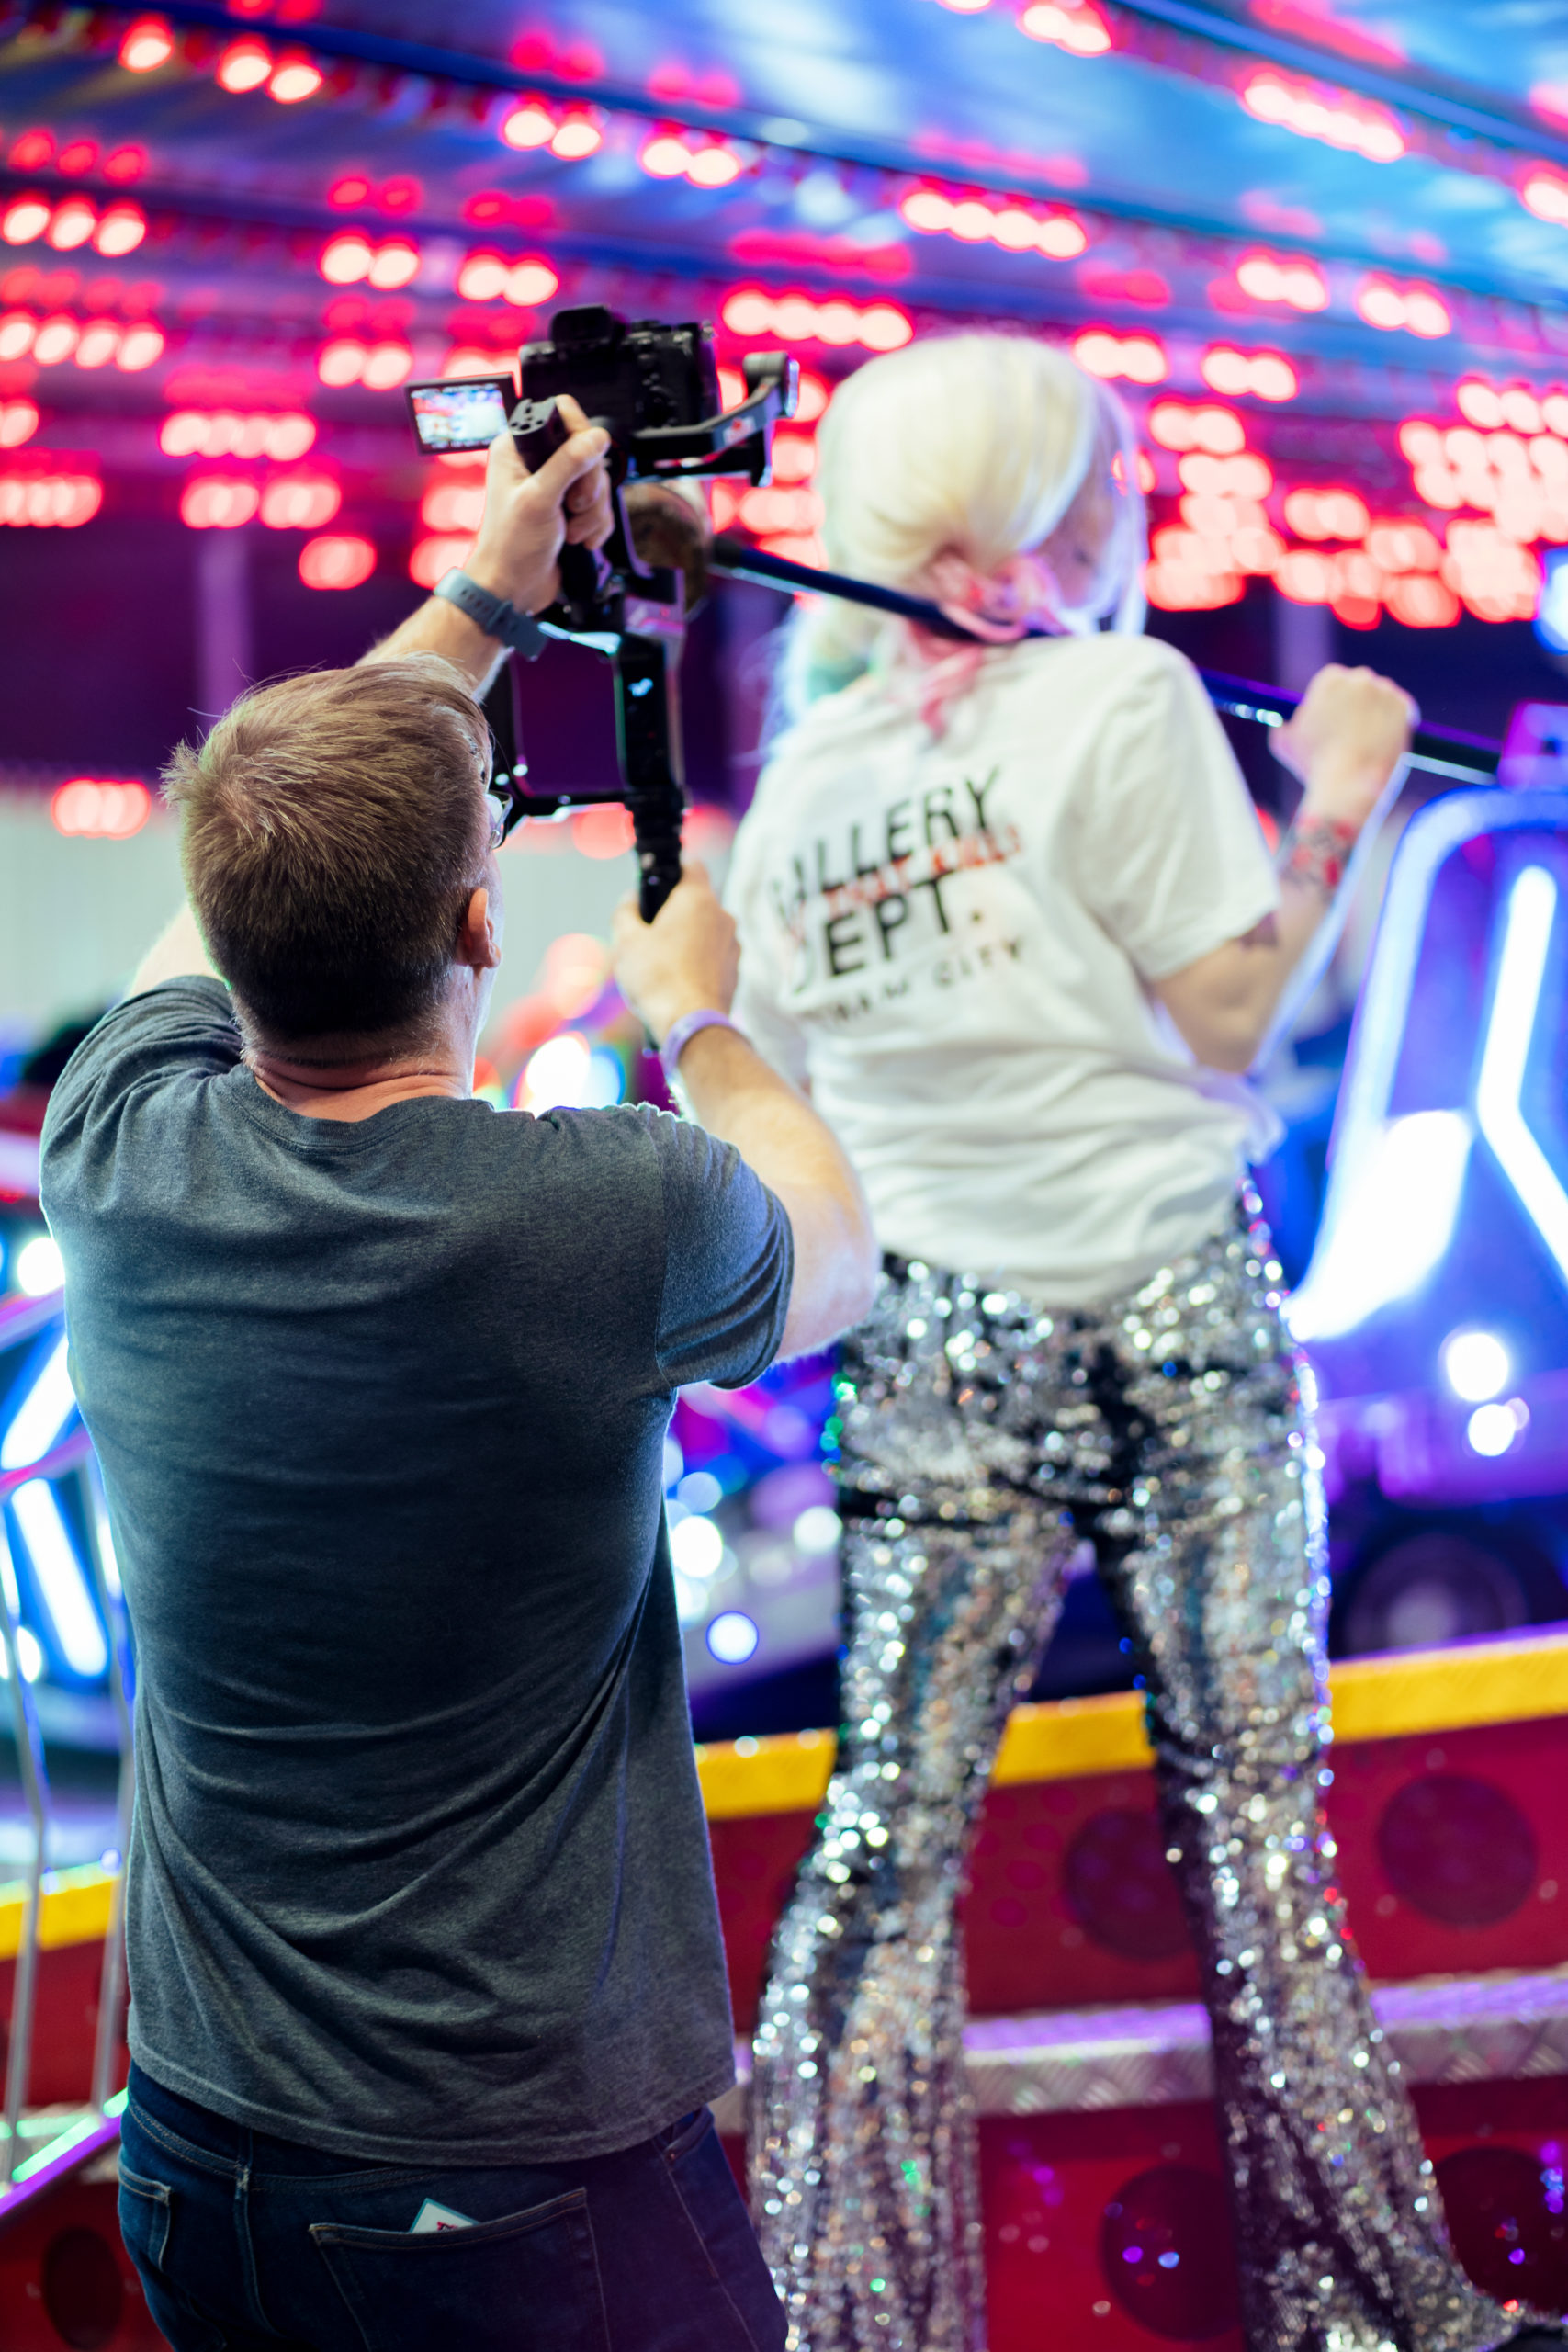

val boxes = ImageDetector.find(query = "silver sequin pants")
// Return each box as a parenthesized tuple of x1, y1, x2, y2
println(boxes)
(750, 1200, 1515, 2352)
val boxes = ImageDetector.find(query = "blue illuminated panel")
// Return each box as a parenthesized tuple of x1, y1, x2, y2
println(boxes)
(1292, 790, 1568, 1494)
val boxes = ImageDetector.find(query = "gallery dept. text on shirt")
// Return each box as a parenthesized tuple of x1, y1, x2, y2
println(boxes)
(727, 632, 1282, 1305)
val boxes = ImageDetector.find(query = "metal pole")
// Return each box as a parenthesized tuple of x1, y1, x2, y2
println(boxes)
(0, 1520, 50, 2186)
(80, 1461, 132, 2116)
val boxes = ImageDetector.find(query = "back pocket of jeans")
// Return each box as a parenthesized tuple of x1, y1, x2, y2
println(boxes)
(310, 2185, 609, 2352)
(118, 2159, 174, 2273)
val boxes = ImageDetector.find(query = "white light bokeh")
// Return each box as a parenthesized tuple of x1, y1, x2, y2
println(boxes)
(1466, 1399, 1529, 1458)
(706, 1610, 760, 1664)
(670, 1513, 726, 1580)
(520, 1034, 624, 1114)
(0, 1334, 75, 1470)
(10, 1477, 108, 1676)
(793, 1504, 842, 1555)
(16, 1235, 63, 1296)
(1440, 1329, 1511, 1404)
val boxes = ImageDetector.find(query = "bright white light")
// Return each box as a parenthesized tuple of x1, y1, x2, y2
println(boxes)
(793, 1505, 842, 1555)
(0, 1335, 75, 1470)
(520, 1035, 624, 1114)
(671, 1513, 725, 1579)
(677, 1469, 723, 1515)
(9, 1480, 108, 1676)
(673, 1571, 706, 1625)
(1476, 866, 1568, 1287)
(1467, 1399, 1529, 1457)
(15, 1236, 62, 1296)
(91, 1488, 121, 1598)
(662, 1433, 684, 1488)
(706, 1610, 760, 1664)
(0, 1625, 44, 1683)
(1286, 1111, 1472, 1341)
(1440, 1329, 1511, 1404)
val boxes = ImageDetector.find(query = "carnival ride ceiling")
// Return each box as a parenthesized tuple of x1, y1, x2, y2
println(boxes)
(5, 0, 1568, 632)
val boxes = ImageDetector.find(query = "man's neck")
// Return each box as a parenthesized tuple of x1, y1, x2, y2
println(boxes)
(245, 1043, 471, 1123)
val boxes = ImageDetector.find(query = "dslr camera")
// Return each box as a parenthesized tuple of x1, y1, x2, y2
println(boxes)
(406, 306, 797, 916)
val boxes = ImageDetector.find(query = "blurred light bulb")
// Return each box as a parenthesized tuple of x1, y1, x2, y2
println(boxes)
(671, 1514, 725, 1579)
(706, 1611, 760, 1664)
(1467, 1400, 1528, 1457)
(793, 1505, 842, 1555)
(17, 1236, 62, 1295)
(1441, 1329, 1511, 1403)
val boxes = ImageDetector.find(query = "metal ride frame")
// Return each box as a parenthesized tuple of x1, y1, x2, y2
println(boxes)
(0, 1285, 134, 2217)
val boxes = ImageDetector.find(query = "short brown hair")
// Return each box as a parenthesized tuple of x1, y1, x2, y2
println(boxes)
(164, 658, 491, 1044)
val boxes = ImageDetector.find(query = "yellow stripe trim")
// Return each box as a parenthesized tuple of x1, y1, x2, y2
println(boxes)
(0, 1864, 118, 1962)
(696, 1628, 1568, 1819)
(8, 1638, 1568, 1939)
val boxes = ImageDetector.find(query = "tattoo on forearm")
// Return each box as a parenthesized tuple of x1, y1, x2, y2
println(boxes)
(1277, 814, 1359, 898)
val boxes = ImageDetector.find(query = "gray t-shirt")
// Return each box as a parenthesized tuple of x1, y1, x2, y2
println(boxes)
(40, 978, 793, 2165)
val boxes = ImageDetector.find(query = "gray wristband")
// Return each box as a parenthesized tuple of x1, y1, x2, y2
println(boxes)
(660, 1009, 738, 1091)
(433, 570, 546, 660)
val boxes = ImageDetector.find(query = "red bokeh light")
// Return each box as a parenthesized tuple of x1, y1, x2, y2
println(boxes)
(1240, 67, 1404, 161)
(0, 469, 102, 527)
(720, 288, 911, 352)
(180, 475, 260, 529)
(299, 532, 376, 589)
(1201, 345, 1298, 401)
(119, 17, 176, 73)
(1281, 484, 1371, 540)
(259, 472, 341, 529)
(268, 52, 324, 104)
(217, 37, 272, 92)
(0, 399, 39, 448)
(1072, 329, 1167, 384)
(161, 409, 317, 460)
(410, 530, 473, 587)
(52, 779, 151, 837)
(1019, 2, 1112, 54)
(104, 147, 148, 183)
(502, 98, 558, 152)
(1148, 401, 1246, 455)
(9, 130, 54, 171)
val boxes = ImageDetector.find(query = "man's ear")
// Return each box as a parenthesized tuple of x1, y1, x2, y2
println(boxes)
(457, 887, 502, 972)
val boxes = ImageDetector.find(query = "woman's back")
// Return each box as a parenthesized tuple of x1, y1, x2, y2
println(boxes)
(728, 629, 1280, 1304)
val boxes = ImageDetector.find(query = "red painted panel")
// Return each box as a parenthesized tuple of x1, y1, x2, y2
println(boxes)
(0, 2171, 166, 2348)
(0, 1943, 127, 2109)
(709, 1715, 1568, 2028)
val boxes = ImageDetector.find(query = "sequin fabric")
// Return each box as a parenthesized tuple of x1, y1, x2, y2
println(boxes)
(750, 1199, 1518, 2352)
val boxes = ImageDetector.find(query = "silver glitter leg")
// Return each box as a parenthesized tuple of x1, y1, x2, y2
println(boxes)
(750, 1197, 1524, 2352)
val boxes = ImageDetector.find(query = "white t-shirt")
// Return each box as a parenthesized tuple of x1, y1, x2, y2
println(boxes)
(726, 631, 1283, 1307)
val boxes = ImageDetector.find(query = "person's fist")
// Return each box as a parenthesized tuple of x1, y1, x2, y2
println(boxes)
(611, 861, 739, 1046)
(464, 392, 615, 617)
(1275, 662, 1417, 826)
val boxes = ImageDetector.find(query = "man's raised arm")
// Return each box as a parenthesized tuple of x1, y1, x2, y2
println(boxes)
(358, 393, 613, 695)
(614, 865, 878, 1361)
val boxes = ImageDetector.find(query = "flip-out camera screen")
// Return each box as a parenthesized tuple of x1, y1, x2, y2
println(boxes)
(406, 378, 514, 453)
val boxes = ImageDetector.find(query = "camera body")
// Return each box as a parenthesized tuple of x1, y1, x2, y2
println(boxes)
(403, 303, 795, 919)
(516, 307, 721, 457)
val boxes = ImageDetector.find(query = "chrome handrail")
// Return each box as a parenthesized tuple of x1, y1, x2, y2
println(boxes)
(0, 1284, 134, 2178)
(80, 1455, 133, 2115)
(0, 1515, 51, 2188)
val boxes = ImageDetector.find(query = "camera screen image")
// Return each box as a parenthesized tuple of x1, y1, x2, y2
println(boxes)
(406, 378, 513, 453)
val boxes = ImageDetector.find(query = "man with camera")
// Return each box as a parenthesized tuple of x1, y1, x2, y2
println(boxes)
(40, 394, 875, 2350)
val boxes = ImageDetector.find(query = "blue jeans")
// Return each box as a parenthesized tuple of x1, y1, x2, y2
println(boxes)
(119, 2064, 785, 2351)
